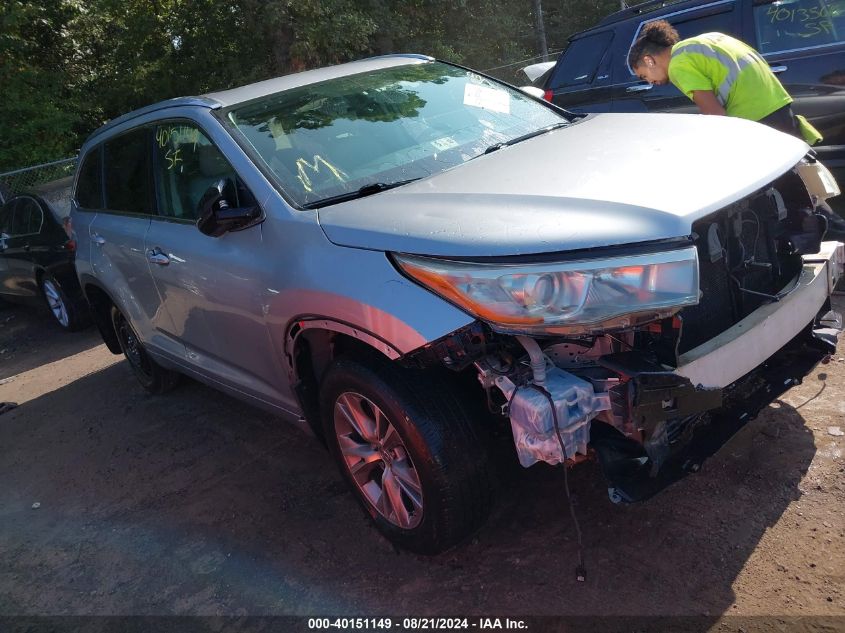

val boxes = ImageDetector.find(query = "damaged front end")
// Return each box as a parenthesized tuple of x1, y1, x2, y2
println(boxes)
(399, 159, 844, 503)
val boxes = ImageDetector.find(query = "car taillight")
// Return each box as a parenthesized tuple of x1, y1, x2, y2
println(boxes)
(543, 89, 553, 102)
(62, 217, 76, 251)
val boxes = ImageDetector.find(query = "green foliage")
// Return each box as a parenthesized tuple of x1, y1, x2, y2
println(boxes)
(0, 0, 626, 172)
(0, 0, 81, 169)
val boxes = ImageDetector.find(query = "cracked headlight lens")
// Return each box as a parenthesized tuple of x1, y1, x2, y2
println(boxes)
(394, 246, 699, 333)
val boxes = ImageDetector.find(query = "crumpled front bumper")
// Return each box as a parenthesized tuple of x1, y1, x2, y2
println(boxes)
(675, 241, 845, 389)
(591, 241, 844, 503)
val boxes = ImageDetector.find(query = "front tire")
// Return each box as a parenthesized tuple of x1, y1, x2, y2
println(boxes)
(111, 306, 180, 394)
(319, 355, 495, 554)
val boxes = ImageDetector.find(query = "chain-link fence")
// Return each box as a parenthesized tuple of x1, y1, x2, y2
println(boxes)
(0, 157, 78, 204)
(482, 49, 564, 84)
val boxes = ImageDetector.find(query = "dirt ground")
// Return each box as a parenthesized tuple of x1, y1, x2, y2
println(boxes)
(0, 296, 843, 624)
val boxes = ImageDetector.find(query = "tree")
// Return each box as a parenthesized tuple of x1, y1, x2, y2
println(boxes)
(1, 0, 630, 172)
(0, 0, 81, 170)
(533, 0, 548, 61)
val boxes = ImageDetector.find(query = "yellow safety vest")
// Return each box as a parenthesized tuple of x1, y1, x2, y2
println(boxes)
(669, 33, 822, 144)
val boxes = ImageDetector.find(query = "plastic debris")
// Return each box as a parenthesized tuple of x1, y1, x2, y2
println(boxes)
(31, 502, 41, 509)
(828, 426, 844, 437)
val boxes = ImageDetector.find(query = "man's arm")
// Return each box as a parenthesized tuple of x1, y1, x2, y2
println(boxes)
(691, 90, 727, 115)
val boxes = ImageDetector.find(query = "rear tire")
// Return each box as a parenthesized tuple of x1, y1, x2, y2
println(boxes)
(319, 355, 496, 554)
(40, 273, 88, 331)
(111, 306, 180, 394)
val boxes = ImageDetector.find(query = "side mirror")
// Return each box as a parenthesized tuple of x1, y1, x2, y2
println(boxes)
(519, 86, 546, 99)
(196, 179, 260, 237)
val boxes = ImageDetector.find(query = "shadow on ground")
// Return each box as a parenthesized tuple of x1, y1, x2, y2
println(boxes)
(0, 302, 101, 379)
(0, 356, 817, 623)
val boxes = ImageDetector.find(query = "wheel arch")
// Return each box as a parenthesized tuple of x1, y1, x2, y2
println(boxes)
(285, 317, 403, 440)
(81, 277, 121, 353)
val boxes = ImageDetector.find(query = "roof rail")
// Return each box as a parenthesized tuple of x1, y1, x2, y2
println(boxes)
(364, 53, 435, 62)
(84, 96, 221, 146)
(596, 0, 691, 27)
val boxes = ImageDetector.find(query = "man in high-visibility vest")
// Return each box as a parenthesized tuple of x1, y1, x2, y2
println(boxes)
(627, 20, 845, 239)
(628, 20, 822, 145)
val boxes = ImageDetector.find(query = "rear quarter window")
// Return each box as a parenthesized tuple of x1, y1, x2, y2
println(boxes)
(753, 0, 845, 53)
(75, 148, 103, 209)
(17, 198, 44, 235)
(549, 32, 613, 88)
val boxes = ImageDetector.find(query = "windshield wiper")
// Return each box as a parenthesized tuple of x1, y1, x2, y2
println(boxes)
(302, 178, 421, 209)
(482, 121, 570, 155)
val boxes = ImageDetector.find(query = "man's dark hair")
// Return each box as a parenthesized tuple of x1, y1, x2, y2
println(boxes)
(628, 20, 680, 68)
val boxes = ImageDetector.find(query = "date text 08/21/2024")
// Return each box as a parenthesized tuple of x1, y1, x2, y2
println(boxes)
(307, 618, 529, 630)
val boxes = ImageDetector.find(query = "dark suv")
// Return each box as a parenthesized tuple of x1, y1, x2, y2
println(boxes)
(543, 0, 845, 205)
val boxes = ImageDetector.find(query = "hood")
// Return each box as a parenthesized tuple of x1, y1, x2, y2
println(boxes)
(317, 113, 808, 257)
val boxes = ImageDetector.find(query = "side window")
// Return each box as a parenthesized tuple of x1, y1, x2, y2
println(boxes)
(76, 147, 103, 209)
(4, 198, 41, 237)
(18, 198, 43, 235)
(672, 9, 738, 39)
(153, 122, 254, 221)
(753, 0, 845, 53)
(0, 201, 15, 235)
(627, 6, 739, 75)
(549, 32, 613, 88)
(103, 128, 153, 215)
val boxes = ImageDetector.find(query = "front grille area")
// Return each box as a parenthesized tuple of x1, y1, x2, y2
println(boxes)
(681, 244, 735, 351)
(677, 169, 817, 354)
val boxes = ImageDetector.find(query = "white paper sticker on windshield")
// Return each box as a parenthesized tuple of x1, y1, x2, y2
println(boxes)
(431, 136, 459, 151)
(463, 84, 510, 114)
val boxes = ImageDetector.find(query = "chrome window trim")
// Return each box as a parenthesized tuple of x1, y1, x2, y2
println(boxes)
(760, 41, 845, 57)
(625, 0, 736, 75)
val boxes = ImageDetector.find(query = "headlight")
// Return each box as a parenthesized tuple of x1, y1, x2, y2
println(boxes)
(796, 159, 840, 202)
(394, 247, 699, 334)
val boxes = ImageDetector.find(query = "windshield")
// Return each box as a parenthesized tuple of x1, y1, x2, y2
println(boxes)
(226, 61, 565, 207)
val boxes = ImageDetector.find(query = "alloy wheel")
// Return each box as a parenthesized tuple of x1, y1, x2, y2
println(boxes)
(42, 279, 69, 328)
(333, 391, 424, 529)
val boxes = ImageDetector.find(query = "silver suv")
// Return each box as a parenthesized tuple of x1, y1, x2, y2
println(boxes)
(71, 55, 843, 553)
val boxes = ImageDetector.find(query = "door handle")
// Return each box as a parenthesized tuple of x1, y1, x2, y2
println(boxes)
(626, 83, 653, 93)
(92, 233, 105, 246)
(770, 65, 788, 74)
(146, 248, 170, 266)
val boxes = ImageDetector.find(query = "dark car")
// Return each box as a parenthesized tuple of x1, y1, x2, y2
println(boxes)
(542, 0, 845, 206)
(0, 188, 89, 330)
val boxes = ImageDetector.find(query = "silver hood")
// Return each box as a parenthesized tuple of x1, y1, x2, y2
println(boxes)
(318, 113, 809, 257)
